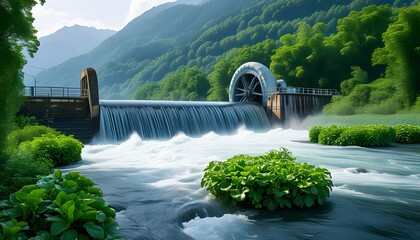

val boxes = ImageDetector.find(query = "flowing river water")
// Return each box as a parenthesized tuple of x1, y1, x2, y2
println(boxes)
(61, 128, 420, 240)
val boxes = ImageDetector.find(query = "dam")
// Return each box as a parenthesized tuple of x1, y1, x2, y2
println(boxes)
(19, 62, 338, 142)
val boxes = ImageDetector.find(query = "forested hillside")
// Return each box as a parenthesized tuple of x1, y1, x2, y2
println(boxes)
(36, 0, 418, 114)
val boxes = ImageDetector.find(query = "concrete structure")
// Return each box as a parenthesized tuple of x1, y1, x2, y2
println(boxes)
(19, 63, 337, 143)
(19, 68, 99, 143)
(229, 62, 338, 125)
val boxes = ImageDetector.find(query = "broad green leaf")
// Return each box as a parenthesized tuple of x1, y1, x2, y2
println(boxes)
(60, 229, 78, 240)
(304, 196, 315, 207)
(37, 180, 54, 191)
(51, 220, 70, 235)
(83, 222, 105, 239)
(54, 170, 63, 179)
(96, 211, 107, 223)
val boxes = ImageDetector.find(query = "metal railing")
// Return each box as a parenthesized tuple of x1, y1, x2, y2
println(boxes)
(24, 86, 87, 98)
(268, 87, 339, 96)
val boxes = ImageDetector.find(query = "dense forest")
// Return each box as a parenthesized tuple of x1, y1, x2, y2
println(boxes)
(36, 0, 419, 114)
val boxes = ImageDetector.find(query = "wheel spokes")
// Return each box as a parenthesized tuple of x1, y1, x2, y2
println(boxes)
(236, 87, 247, 92)
(252, 80, 261, 92)
(235, 75, 262, 103)
(248, 76, 257, 90)
(240, 76, 248, 89)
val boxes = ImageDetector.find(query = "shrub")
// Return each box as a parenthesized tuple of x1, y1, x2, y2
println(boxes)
(0, 170, 120, 240)
(6, 125, 60, 150)
(393, 124, 420, 143)
(14, 116, 39, 129)
(318, 125, 345, 145)
(201, 148, 333, 210)
(0, 151, 52, 198)
(335, 125, 395, 147)
(20, 133, 83, 167)
(308, 126, 324, 143)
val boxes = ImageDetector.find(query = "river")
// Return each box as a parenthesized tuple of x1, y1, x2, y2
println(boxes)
(61, 128, 420, 240)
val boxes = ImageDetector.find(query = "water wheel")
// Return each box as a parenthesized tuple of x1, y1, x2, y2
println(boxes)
(229, 62, 277, 107)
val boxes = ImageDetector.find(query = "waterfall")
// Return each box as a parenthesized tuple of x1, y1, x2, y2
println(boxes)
(99, 100, 270, 141)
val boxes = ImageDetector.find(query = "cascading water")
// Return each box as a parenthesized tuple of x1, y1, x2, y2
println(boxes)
(99, 100, 271, 141)
(63, 128, 420, 240)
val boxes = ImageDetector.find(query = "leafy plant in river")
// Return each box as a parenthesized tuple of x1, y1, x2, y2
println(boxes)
(201, 148, 333, 210)
(335, 125, 395, 147)
(0, 170, 120, 240)
(308, 126, 324, 143)
(309, 124, 420, 146)
(393, 124, 420, 143)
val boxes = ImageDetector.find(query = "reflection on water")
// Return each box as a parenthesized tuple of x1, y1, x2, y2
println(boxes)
(62, 128, 420, 240)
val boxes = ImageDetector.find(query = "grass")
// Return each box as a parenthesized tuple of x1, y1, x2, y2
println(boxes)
(299, 114, 420, 129)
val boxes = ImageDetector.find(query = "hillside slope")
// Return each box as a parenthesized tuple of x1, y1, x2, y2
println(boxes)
(36, 0, 413, 99)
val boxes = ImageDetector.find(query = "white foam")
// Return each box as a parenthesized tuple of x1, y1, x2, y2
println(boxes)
(183, 214, 255, 240)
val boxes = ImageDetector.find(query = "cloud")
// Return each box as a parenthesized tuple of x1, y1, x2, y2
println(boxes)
(125, 0, 176, 23)
(32, 1, 124, 37)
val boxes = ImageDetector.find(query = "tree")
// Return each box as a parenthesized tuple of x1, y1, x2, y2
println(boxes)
(208, 39, 277, 101)
(372, 5, 420, 107)
(327, 5, 394, 81)
(271, 22, 342, 88)
(132, 67, 210, 101)
(0, 0, 45, 157)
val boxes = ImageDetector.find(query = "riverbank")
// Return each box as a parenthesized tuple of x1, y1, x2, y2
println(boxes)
(299, 114, 420, 129)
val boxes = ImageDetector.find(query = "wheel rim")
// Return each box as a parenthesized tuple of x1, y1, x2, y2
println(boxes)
(233, 73, 263, 104)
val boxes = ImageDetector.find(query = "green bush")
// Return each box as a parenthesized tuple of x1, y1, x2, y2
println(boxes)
(309, 124, 420, 146)
(308, 126, 324, 143)
(19, 134, 83, 167)
(0, 170, 120, 240)
(1, 127, 83, 199)
(318, 125, 345, 145)
(6, 125, 60, 150)
(0, 151, 53, 197)
(201, 149, 333, 210)
(335, 125, 395, 147)
(393, 124, 420, 143)
(14, 116, 39, 129)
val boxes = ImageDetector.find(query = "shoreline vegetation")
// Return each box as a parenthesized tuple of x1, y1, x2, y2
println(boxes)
(299, 114, 420, 129)
(308, 124, 420, 146)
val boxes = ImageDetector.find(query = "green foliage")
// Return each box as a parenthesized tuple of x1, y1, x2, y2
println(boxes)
(131, 82, 160, 100)
(132, 66, 210, 101)
(271, 22, 343, 89)
(372, 4, 420, 106)
(309, 124, 409, 146)
(207, 39, 277, 101)
(6, 126, 60, 150)
(1, 127, 83, 198)
(38, 0, 394, 99)
(20, 134, 83, 167)
(0, 0, 44, 155)
(14, 116, 39, 129)
(324, 78, 402, 115)
(328, 4, 420, 113)
(340, 67, 369, 95)
(0, 151, 52, 199)
(300, 114, 420, 129)
(0, 170, 120, 240)
(393, 124, 420, 143)
(201, 148, 333, 210)
(308, 126, 324, 143)
(335, 125, 395, 147)
(318, 125, 345, 145)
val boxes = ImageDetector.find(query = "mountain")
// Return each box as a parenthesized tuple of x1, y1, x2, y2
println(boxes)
(24, 25, 115, 85)
(36, 0, 413, 99)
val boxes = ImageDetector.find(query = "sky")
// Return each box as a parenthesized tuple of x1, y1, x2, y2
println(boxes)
(33, 0, 176, 37)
